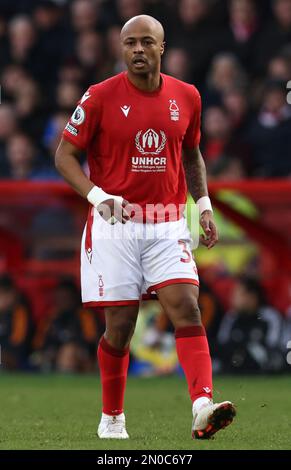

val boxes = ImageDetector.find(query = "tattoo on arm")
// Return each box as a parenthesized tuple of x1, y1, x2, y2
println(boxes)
(183, 147, 208, 202)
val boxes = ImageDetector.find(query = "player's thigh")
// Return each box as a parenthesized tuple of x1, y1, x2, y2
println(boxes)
(81, 211, 143, 304)
(142, 219, 199, 294)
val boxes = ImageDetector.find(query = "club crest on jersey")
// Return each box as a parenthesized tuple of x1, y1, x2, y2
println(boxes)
(169, 99, 179, 121)
(71, 105, 85, 125)
(135, 128, 166, 155)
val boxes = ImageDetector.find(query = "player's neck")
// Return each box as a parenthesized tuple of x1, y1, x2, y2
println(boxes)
(126, 70, 162, 93)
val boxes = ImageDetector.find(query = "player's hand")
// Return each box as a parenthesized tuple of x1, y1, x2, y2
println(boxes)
(97, 198, 133, 224)
(199, 210, 218, 249)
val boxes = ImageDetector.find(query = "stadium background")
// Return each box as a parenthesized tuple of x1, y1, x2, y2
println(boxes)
(0, 0, 291, 450)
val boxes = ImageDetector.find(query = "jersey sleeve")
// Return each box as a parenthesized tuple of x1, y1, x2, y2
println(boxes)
(62, 86, 99, 150)
(182, 87, 201, 149)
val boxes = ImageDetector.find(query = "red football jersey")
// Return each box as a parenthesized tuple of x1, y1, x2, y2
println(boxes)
(62, 71, 201, 222)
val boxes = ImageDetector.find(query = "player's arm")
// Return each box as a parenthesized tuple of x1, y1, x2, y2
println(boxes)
(183, 145, 218, 249)
(55, 138, 130, 223)
(55, 138, 94, 197)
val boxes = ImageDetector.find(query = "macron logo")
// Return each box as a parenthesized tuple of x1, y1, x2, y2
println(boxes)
(81, 91, 91, 104)
(120, 105, 131, 117)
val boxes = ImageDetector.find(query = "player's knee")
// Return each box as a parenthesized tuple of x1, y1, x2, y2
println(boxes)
(105, 316, 137, 349)
(116, 317, 137, 338)
(180, 298, 201, 325)
(169, 296, 202, 328)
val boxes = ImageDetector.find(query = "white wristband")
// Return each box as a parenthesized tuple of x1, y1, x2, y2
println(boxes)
(196, 196, 213, 216)
(87, 186, 123, 207)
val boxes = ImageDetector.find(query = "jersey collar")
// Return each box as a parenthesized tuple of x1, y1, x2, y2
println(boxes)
(124, 71, 164, 97)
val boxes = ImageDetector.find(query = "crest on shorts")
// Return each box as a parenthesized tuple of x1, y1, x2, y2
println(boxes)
(135, 129, 166, 155)
(98, 275, 104, 297)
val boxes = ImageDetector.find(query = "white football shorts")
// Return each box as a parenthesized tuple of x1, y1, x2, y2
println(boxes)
(81, 208, 199, 307)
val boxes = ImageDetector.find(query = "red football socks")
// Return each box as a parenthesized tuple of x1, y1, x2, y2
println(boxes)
(175, 325, 213, 402)
(97, 336, 129, 416)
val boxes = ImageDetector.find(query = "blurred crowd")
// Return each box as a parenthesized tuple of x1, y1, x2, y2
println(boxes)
(0, 273, 290, 374)
(0, 0, 291, 180)
(0, 275, 104, 372)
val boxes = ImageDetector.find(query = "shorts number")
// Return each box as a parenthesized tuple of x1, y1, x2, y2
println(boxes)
(178, 240, 191, 263)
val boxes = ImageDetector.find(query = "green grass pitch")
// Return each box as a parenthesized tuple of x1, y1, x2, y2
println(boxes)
(0, 373, 290, 450)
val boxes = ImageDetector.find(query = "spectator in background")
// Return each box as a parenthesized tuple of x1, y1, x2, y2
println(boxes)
(222, 87, 251, 140)
(33, 279, 101, 373)
(1, 64, 29, 100)
(254, 0, 291, 75)
(6, 15, 47, 82)
(33, 0, 67, 83)
(56, 81, 82, 113)
(229, 0, 258, 43)
(177, 0, 209, 27)
(0, 275, 34, 370)
(70, 0, 103, 34)
(169, 0, 221, 86)
(58, 61, 85, 85)
(205, 52, 248, 106)
(4, 10, 56, 85)
(268, 53, 291, 82)
(115, 0, 145, 23)
(0, 104, 18, 176)
(201, 105, 248, 179)
(163, 48, 191, 83)
(0, 105, 18, 140)
(4, 132, 58, 180)
(75, 30, 108, 85)
(5, 133, 36, 180)
(13, 77, 47, 141)
(215, 276, 285, 373)
(106, 25, 126, 74)
(68, 0, 106, 70)
(7, 15, 36, 64)
(222, 0, 259, 69)
(247, 80, 291, 177)
(1, 67, 47, 140)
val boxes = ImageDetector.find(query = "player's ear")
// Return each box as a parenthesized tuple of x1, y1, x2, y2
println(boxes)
(160, 41, 165, 56)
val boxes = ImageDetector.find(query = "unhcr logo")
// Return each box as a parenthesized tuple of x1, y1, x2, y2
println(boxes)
(135, 129, 166, 155)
